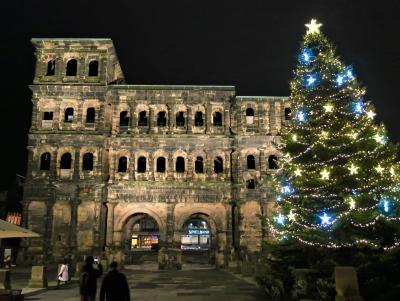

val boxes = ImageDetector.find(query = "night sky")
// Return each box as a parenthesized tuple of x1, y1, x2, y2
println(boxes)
(1, 0, 400, 188)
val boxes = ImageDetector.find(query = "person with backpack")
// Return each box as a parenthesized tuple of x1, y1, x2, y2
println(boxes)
(100, 261, 130, 301)
(79, 256, 103, 301)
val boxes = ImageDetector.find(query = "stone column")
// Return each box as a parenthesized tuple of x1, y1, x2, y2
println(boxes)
(106, 203, 117, 246)
(168, 105, 174, 134)
(187, 106, 193, 134)
(73, 151, 80, 180)
(69, 198, 80, 258)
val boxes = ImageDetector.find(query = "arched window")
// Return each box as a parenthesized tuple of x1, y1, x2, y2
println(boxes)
(157, 111, 167, 127)
(247, 155, 256, 169)
(247, 179, 255, 189)
(194, 111, 204, 126)
(119, 111, 130, 126)
(138, 111, 148, 126)
(64, 107, 74, 122)
(40, 152, 51, 170)
(156, 157, 166, 172)
(88, 60, 99, 77)
(66, 59, 77, 76)
(46, 60, 55, 76)
(268, 155, 279, 169)
(195, 156, 204, 173)
(284, 108, 292, 120)
(213, 111, 222, 126)
(176, 111, 185, 127)
(214, 156, 223, 174)
(60, 153, 72, 169)
(176, 157, 185, 173)
(137, 157, 147, 173)
(82, 153, 94, 171)
(246, 108, 254, 124)
(118, 156, 127, 172)
(86, 107, 95, 123)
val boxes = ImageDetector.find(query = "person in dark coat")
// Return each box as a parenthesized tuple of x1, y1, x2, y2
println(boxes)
(100, 261, 130, 301)
(79, 256, 103, 301)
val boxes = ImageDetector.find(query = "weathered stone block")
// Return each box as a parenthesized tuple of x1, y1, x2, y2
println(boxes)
(158, 248, 181, 270)
(0, 269, 11, 292)
(27, 266, 48, 288)
(335, 266, 363, 301)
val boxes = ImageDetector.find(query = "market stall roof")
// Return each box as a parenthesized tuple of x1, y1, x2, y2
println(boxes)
(0, 219, 40, 238)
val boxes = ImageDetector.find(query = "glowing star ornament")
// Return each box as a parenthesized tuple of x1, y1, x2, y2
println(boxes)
(366, 110, 376, 119)
(390, 167, 395, 177)
(321, 131, 329, 139)
(294, 168, 302, 176)
(300, 48, 315, 63)
(348, 164, 359, 175)
(353, 100, 364, 115)
(292, 134, 298, 142)
(374, 133, 385, 144)
(307, 75, 316, 86)
(305, 19, 322, 34)
(275, 213, 286, 225)
(319, 212, 333, 227)
(348, 131, 358, 139)
(323, 103, 333, 113)
(380, 199, 391, 213)
(281, 185, 293, 194)
(349, 199, 356, 209)
(296, 110, 306, 123)
(288, 210, 296, 222)
(320, 168, 330, 180)
(375, 165, 384, 174)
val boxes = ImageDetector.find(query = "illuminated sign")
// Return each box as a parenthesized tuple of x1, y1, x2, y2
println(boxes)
(188, 229, 210, 235)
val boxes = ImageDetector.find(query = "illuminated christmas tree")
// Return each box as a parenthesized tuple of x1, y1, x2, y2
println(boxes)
(270, 19, 400, 250)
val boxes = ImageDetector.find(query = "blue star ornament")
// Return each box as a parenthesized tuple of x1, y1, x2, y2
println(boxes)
(304, 73, 319, 89)
(352, 99, 364, 115)
(275, 213, 286, 225)
(380, 199, 392, 213)
(336, 66, 355, 86)
(319, 212, 333, 227)
(296, 110, 307, 123)
(299, 48, 315, 64)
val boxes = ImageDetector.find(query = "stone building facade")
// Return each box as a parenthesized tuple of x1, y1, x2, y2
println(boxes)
(22, 38, 291, 267)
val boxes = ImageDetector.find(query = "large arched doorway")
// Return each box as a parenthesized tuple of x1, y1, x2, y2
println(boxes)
(180, 213, 215, 264)
(123, 213, 160, 264)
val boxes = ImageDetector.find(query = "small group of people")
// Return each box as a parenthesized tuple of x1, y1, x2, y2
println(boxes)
(57, 256, 130, 300)
(80, 256, 130, 301)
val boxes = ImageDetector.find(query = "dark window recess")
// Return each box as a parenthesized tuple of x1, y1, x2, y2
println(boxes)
(176, 157, 185, 173)
(268, 155, 279, 169)
(64, 108, 74, 122)
(40, 152, 51, 170)
(82, 153, 94, 171)
(284, 108, 292, 120)
(246, 108, 254, 116)
(119, 111, 130, 126)
(137, 157, 147, 173)
(66, 59, 77, 76)
(58, 235, 62, 241)
(157, 111, 167, 127)
(60, 153, 72, 169)
(247, 155, 256, 169)
(138, 111, 148, 126)
(118, 157, 127, 172)
(88, 60, 99, 77)
(213, 112, 222, 126)
(156, 157, 166, 172)
(176, 112, 185, 127)
(46, 60, 55, 76)
(214, 157, 223, 174)
(43, 112, 53, 120)
(247, 179, 255, 189)
(86, 107, 95, 123)
(195, 157, 204, 173)
(194, 111, 204, 126)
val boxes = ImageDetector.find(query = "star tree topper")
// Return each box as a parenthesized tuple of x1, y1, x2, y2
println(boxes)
(305, 19, 322, 35)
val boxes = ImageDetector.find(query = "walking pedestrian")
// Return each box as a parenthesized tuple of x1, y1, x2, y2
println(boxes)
(57, 258, 69, 285)
(79, 255, 103, 301)
(100, 261, 130, 301)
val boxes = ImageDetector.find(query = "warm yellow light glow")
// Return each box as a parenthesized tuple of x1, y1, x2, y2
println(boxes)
(375, 165, 384, 174)
(320, 168, 330, 180)
(288, 210, 296, 222)
(348, 164, 359, 175)
(292, 134, 297, 142)
(349, 199, 356, 209)
(348, 131, 358, 139)
(366, 110, 376, 119)
(323, 103, 333, 113)
(390, 167, 395, 176)
(321, 131, 329, 138)
(294, 168, 302, 176)
(374, 133, 384, 144)
(305, 19, 322, 34)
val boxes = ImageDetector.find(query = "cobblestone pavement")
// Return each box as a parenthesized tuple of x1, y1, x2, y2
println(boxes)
(23, 264, 267, 301)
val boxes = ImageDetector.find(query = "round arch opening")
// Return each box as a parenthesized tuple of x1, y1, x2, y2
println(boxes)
(129, 213, 160, 250)
(181, 217, 210, 251)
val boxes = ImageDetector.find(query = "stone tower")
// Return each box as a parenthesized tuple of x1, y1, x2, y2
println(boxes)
(22, 38, 290, 267)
